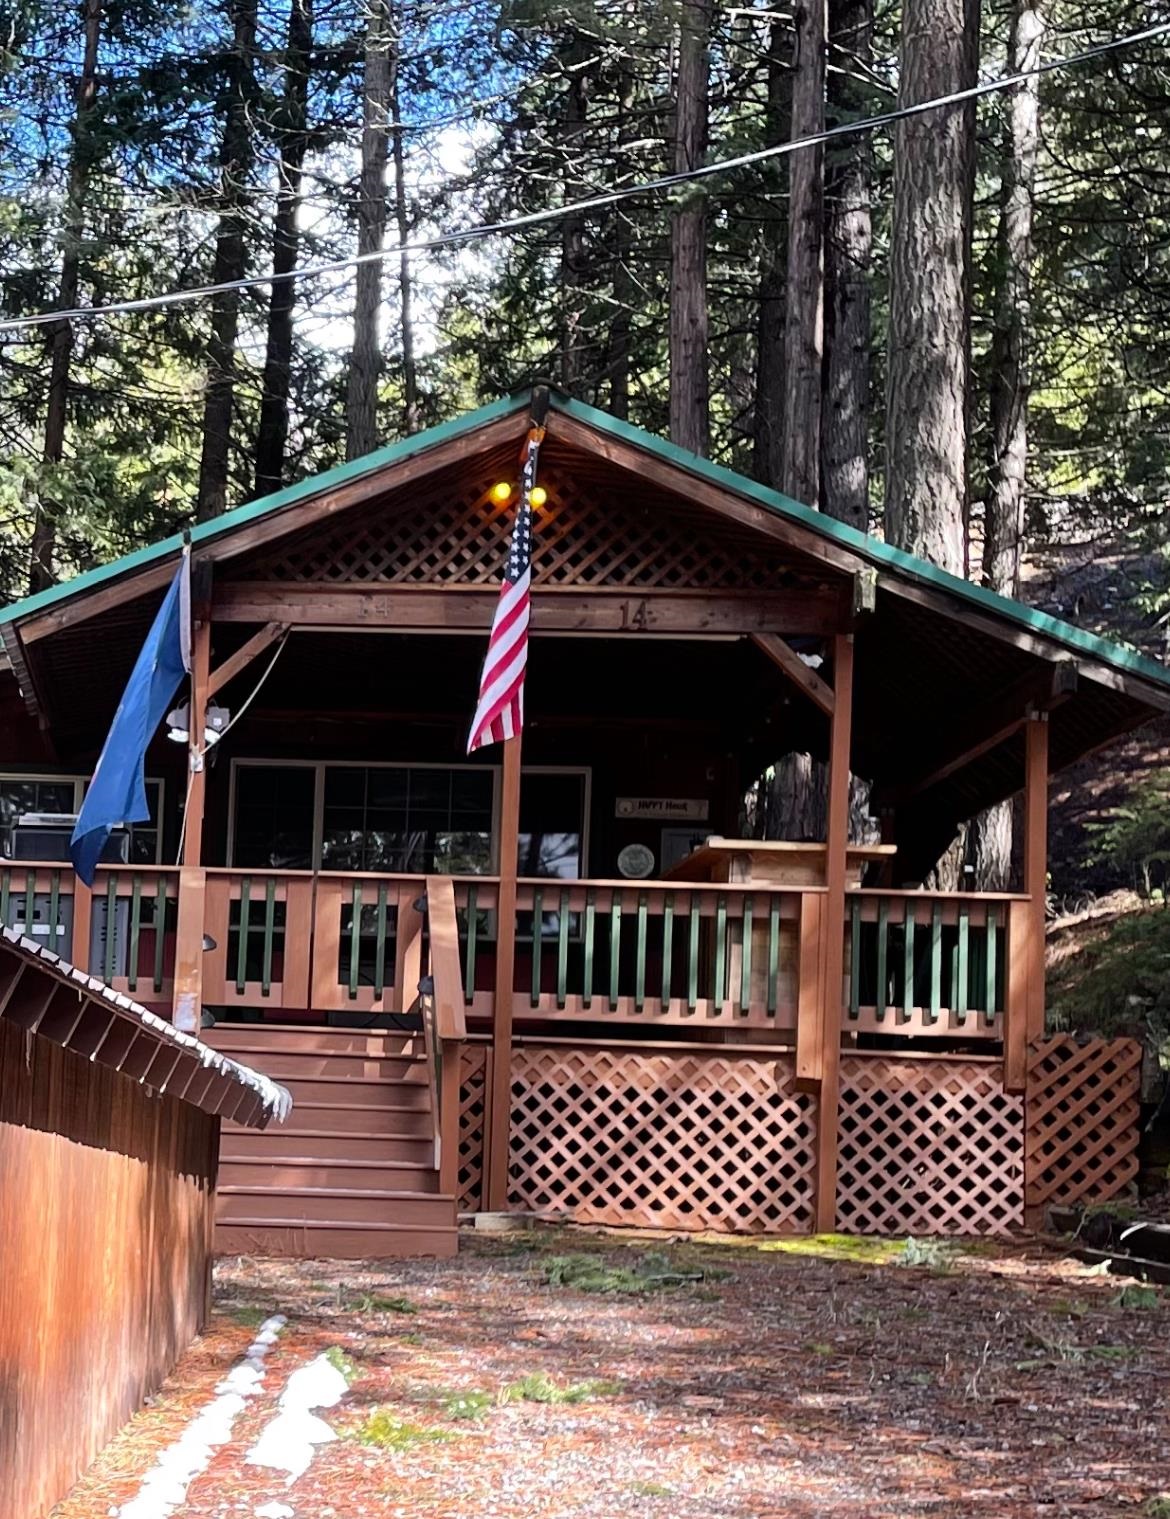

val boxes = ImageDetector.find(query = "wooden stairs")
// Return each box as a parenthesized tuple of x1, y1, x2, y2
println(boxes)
(206, 1023, 458, 1259)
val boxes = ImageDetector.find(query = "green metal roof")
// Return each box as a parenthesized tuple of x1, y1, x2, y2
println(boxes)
(4, 385, 1168, 697)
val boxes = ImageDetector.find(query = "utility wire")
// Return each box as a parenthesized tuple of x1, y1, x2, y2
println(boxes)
(1, 20, 1168, 335)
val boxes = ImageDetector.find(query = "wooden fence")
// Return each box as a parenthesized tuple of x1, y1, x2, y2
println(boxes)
(0, 1017, 219, 1519)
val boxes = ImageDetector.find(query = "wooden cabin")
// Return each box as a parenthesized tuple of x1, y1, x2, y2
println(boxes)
(0, 925, 285, 1519)
(0, 389, 1161, 1256)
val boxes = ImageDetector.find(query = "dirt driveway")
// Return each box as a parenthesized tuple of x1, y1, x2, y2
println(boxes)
(53, 1231, 1170, 1518)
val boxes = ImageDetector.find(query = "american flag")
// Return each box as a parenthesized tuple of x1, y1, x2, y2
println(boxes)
(467, 428, 542, 752)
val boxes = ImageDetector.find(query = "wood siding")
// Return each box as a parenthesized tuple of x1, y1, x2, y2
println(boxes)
(0, 1017, 218, 1519)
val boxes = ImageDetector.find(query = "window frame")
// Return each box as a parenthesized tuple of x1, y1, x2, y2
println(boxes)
(0, 770, 165, 864)
(227, 757, 590, 878)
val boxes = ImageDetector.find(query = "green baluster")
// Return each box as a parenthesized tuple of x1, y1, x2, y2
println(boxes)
(104, 872, 117, 983)
(929, 902, 942, 1024)
(464, 885, 478, 1005)
(556, 889, 570, 1010)
(48, 870, 60, 956)
(236, 877, 251, 994)
(634, 892, 648, 1012)
(984, 908, 998, 1024)
(661, 893, 675, 1008)
(687, 897, 700, 1012)
(956, 904, 969, 1024)
(261, 877, 276, 995)
(374, 882, 388, 999)
(767, 895, 780, 1016)
(127, 874, 141, 992)
(903, 906, 916, 1018)
(609, 892, 622, 1011)
(347, 882, 361, 999)
(583, 889, 595, 1008)
(0, 869, 9, 926)
(714, 894, 727, 1010)
(848, 897, 861, 1019)
(531, 887, 544, 1008)
(153, 877, 168, 993)
(875, 898, 889, 1023)
(740, 894, 754, 1012)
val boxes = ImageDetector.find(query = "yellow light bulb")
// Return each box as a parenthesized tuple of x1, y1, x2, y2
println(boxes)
(530, 486, 548, 508)
(490, 481, 512, 504)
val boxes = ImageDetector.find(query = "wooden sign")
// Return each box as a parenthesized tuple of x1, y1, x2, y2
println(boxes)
(615, 797, 709, 822)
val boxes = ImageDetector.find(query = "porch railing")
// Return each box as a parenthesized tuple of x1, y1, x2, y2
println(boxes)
(0, 863, 1034, 1053)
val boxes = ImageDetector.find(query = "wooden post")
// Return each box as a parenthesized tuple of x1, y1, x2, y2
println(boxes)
(484, 734, 522, 1211)
(1022, 715, 1049, 1046)
(71, 882, 92, 973)
(814, 633, 853, 1233)
(172, 866, 206, 1033)
(172, 582, 211, 1028)
(183, 607, 212, 869)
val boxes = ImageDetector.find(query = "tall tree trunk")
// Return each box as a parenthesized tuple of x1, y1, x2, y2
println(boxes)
(253, 0, 313, 500)
(197, 0, 258, 522)
(669, 0, 711, 455)
(388, 50, 418, 434)
(985, 0, 1044, 598)
(780, 0, 826, 505)
(752, 18, 790, 485)
(820, 0, 872, 529)
(885, 0, 978, 886)
(883, 0, 976, 576)
(345, 0, 393, 461)
(970, 0, 1045, 890)
(559, 30, 590, 394)
(29, 0, 102, 592)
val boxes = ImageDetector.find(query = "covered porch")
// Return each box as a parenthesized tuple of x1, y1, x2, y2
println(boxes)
(0, 390, 1163, 1249)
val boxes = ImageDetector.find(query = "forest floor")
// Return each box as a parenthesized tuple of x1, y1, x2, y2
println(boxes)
(53, 1229, 1170, 1519)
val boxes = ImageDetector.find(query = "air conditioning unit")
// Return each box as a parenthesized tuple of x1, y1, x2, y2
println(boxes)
(9, 813, 129, 864)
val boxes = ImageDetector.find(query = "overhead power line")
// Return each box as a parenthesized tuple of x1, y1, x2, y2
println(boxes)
(1, 20, 1168, 335)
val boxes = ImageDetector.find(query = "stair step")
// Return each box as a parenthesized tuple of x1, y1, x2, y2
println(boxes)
(222, 1129, 434, 1163)
(215, 1219, 458, 1260)
(219, 1157, 440, 1193)
(217, 1186, 452, 1226)
(209, 1025, 423, 1057)
(273, 1076, 432, 1109)
(201, 1047, 427, 1081)
(240, 1102, 432, 1136)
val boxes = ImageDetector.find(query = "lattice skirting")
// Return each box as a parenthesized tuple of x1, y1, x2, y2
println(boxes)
(458, 1043, 489, 1214)
(506, 1043, 818, 1233)
(1025, 1036, 1141, 1210)
(836, 1055, 1024, 1235)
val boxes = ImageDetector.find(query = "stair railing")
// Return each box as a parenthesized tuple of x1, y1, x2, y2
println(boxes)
(418, 876, 468, 1202)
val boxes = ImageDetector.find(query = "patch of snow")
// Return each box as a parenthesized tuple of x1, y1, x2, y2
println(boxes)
(244, 1354, 349, 1485)
(116, 1315, 287, 1519)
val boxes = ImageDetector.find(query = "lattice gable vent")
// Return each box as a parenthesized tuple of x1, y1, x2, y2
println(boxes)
(227, 456, 809, 593)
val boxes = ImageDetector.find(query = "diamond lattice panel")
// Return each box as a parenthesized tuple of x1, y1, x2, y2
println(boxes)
(506, 1043, 817, 1233)
(458, 1043, 489, 1214)
(241, 468, 788, 591)
(1025, 1036, 1141, 1209)
(836, 1056, 1024, 1235)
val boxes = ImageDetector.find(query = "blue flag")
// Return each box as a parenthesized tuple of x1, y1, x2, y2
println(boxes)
(71, 554, 191, 886)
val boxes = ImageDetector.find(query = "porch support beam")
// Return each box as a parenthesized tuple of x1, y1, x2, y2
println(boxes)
(485, 734, 522, 1212)
(1022, 715, 1049, 1047)
(814, 632, 853, 1234)
(212, 583, 848, 637)
(206, 621, 286, 699)
(750, 632, 834, 717)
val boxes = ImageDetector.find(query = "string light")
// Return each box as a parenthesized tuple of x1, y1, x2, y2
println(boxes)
(490, 481, 512, 504)
(530, 486, 548, 508)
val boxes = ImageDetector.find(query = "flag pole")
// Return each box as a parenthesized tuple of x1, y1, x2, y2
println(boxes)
(483, 386, 548, 1209)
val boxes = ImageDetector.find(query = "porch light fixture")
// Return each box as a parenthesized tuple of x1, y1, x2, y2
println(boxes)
(490, 481, 512, 504)
(165, 700, 231, 748)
